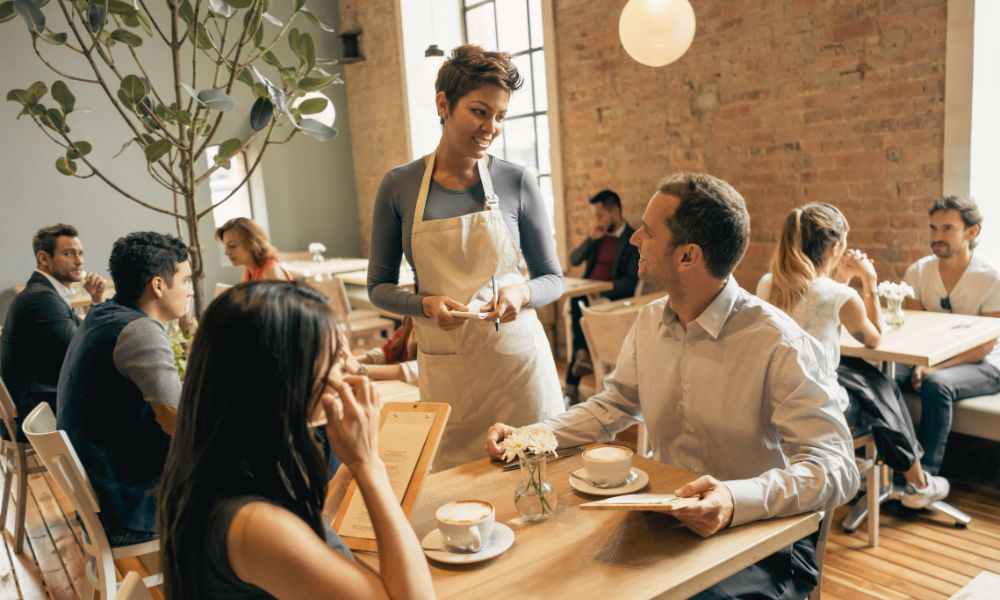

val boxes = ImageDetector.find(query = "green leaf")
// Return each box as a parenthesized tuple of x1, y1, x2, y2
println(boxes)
(288, 27, 300, 59)
(176, 110, 192, 125)
(299, 32, 315, 72)
(121, 11, 139, 27)
(262, 50, 281, 68)
(39, 31, 69, 45)
(300, 9, 335, 33)
(119, 74, 148, 103)
(297, 74, 338, 92)
(6, 88, 37, 107)
(215, 137, 241, 164)
(197, 88, 234, 111)
(179, 0, 194, 24)
(195, 22, 214, 49)
(136, 10, 152, 36)
(87, 2, 106, 34)
(297, 118, 336, 141)
(111, 29, 143, 47)
(27, 81, 47, 102)
(41, 108, 67, 133)
(66, 141, 92, 159)
(51, 80, 76, 113)
(253, 20, 263, 45)
(249, 96, 272, 131)
(143, 139, 172, 163)
(241, 0, 262, 43)
(0, 2, 16, 24)
(235, 67, 254, 87)
(296, 96, 326, 115)
(293, 0, 305, 11)
(224, 0, 253, 8)
(106, 0, 137, 16)
(55, 156, 77, 176)
(262, 11, 281, 27)
(251, 82, 268, 98)
(208, 0, 233, 17)
(14, 0, 44, 33)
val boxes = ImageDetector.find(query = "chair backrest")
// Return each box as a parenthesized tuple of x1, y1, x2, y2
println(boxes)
(213, 282, 233, 300)
(277, 251, 312, 262)
(116, 571, 155, 600)
(22, 403, 109, 560)
(0, 376, 18, 439)
(308, 278, 353, 324)
(579, 302, 640, 386)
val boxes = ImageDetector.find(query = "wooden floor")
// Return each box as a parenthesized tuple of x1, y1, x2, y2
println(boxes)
(0, 459, 996, 599)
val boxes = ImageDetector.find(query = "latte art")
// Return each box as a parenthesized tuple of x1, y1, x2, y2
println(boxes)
(437, 500, 493, 524)
(584, 446, 632, 462)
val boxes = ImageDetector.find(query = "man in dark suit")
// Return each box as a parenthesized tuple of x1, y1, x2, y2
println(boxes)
(1, 224, 104, 440)
(564, 190, 639, 403)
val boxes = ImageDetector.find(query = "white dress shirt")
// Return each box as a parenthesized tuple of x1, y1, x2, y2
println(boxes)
(539, 277, 860, 527)
(36, 269, 75, 308)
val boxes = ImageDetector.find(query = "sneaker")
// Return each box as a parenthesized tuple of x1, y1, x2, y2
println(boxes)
(900, 475, 950, 509)
(571, 349, 593, 378)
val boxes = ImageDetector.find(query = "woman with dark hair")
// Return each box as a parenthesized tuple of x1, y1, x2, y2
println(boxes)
(216, 217, 292, 282)
(757, 203, 950, 508)
(367, 44, 564, 469)
(158, 281, 433, 599)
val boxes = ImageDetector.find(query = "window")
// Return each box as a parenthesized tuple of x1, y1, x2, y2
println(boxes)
(464, 0, 555, 233)
(205, 145, 269, 265)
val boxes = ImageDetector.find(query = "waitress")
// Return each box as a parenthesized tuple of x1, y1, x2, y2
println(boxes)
(367, 45, 564, 469)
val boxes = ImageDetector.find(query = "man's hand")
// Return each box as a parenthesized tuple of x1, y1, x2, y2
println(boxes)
(911, 365, 935, 391)
(588, 224, 606, 240)
(484, 422, 517, 459)
(664, 475, 735, 538)
(83, 273, 105, 303)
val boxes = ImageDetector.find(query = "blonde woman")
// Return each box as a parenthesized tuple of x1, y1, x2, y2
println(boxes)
(216, 217, 291, 282)
(757, 203, 949, 509)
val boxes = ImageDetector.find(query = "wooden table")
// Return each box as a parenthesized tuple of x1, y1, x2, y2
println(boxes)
(356, 452, 819, 599)
(373, 379, 420, 403)
(284, 258, 369, 281)
(339, 268, 415, 290)
(585, 292, 665, 315)
(12, 280, 116, 311)
(840, 309, 1000, 368)
(552, 277, 615, 360)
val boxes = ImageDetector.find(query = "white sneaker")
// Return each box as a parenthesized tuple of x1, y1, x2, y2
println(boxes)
(901, 475, 950, 509)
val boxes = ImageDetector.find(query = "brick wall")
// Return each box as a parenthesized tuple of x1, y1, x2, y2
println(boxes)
(339, 0, 411, 256)
(555, 0, 947, 288)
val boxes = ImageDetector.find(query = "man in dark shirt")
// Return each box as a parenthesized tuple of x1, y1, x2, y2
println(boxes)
(564, 190, 639, 403)
(58, 231, 191, 546)
(1, 224, 105, 441)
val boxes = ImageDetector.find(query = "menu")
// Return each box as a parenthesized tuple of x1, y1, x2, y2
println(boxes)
(580, 494, 700, 512)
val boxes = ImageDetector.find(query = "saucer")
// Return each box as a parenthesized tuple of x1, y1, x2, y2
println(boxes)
(421, 522, 515, 564)
(569, 467, 649, 496)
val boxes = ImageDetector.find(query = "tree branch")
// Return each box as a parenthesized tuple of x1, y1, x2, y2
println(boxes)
(138, 0, 171, 46)
(31, 36, 99, 83)
(196, 121, 275, 220)
(193, 128, 260, 185)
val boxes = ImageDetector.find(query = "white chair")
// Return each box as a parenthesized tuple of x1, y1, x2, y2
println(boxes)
(579, 302, 650, 456)
(213, 282, 233, 300)
(22, 403, 162, 599)
(309, 278, 394, 348)
(115, 571, 155, 600)
(0, 376, 46, 554)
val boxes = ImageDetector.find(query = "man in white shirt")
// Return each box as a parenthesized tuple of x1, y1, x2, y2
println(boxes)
(485, 173, 859, 599)
(900, 195, 1000, 492)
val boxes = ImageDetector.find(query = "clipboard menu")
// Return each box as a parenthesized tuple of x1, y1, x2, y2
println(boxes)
(333, 402, 450, 552)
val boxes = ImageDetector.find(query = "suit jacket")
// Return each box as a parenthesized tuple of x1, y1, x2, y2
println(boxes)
(1, 272, 80, 440)
(568, 223, 640, 300)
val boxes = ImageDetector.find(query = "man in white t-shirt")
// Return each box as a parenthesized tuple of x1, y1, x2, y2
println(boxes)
(900, 195, 1000, 481)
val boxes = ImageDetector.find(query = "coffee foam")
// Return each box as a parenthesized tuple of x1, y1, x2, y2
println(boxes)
(437, 500, 492, 524)
(584, 446, 632, 462)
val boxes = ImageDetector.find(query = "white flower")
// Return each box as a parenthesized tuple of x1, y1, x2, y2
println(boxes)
(876, 281, 915, 301)
(308, 242, 327, 254)
(500, 426, 559, 462)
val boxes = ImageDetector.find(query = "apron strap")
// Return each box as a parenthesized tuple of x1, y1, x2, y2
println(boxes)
(414, 153, 436, 224)
(477, 156, 500, 211)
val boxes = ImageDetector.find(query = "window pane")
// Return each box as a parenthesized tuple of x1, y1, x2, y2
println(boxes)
(536, 114, 550, 174)
(528, 0, 543, 48)
(496, 0, 530, 54)
(509, 53, 533, 117)
(502, 116, 537, 171)
(531, 50, 547, 112)
(538, 175, 555, 234)
(465, 4, 497, 50)
(206, 147, 254, 228)
(465, 0, 484, 7)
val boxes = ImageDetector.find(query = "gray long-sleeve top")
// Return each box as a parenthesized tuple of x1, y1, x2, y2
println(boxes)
(367, 156, 563, 316)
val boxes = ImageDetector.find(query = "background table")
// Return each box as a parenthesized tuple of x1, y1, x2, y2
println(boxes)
(356, 451, 819, 600)
(283, 258, 369, 281)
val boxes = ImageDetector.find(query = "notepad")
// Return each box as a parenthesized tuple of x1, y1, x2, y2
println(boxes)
(579, 493, 700, 511)
(451, 310, 489, 319)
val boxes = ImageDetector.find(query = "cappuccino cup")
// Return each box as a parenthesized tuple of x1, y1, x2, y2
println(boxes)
(435, 499, 495, 553)
(582, 445, 634, 487)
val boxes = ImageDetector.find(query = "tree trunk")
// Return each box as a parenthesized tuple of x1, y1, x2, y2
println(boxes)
(183, 196, 206, 318)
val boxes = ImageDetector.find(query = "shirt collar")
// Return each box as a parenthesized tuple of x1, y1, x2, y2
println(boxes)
(659, 276, 740, 340)
(610, 222, 627, 238)
(35, 269, 75, 306)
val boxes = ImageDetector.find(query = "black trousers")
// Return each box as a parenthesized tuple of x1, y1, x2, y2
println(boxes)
(565, 296, 590, 386)
(692, 530, 819, 599)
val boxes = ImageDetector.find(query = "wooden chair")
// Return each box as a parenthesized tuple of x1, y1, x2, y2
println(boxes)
(277, 250, 312, 262)
(309, 278, 395, 348)
(213, 282, 232, 300)
(115, 571, 155, 600)
(579, 302, 649, 456)
(0, 376, 46, 554)
(22, 403, 162, 599)
(847, 434, 880, 547)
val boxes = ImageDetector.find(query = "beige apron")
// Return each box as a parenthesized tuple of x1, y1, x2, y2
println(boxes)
(411, 153, 563, 470)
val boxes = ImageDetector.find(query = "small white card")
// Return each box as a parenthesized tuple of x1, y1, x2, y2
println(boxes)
(580, 493, 699, 511)
(450, 310, 489, 319)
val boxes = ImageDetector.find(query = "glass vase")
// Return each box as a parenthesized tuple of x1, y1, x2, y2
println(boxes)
(885, 296, 905, 327)
(514, 453, 557, 521)
(310, 250, 324, 263)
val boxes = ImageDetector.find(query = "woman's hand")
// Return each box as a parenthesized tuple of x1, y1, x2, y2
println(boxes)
(321, 375, 382, 473)
(837, 249, 877, 287)
(483, 283, 531, 323)
(421, 295, 468, 331)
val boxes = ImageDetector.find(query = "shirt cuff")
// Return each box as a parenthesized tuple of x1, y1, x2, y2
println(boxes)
(723, 478, 767, 527)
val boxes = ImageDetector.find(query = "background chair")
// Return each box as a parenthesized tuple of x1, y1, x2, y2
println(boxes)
(579, 302, 649, 456)
(309, 278, 394, 349)
(0, 377, 46, 554)
(22, 403, 162, 600)
(115, 571, 155, 600)
(213, 282, 232, 300)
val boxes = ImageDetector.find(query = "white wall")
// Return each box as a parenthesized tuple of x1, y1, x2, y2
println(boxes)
(0, 0, 360, 318)
(970, 0, 1000, 265)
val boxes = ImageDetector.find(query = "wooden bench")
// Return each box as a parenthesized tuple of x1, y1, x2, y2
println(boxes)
(903, 391, 1000, 442)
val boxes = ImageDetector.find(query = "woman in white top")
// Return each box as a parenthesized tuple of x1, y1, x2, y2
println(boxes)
(757, 203, 949, 508)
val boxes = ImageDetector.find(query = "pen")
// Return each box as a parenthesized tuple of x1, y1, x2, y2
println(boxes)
(491, 275, 499, 332)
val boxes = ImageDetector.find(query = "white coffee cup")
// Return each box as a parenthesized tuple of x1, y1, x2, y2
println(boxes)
(582, 445, 634, 487)
(435, 499, 495, 553)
